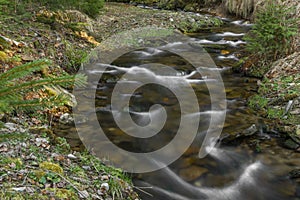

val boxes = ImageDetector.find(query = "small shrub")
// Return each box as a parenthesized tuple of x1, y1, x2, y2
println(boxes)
(7, 0, 104, 18)
(63, 41, 89, 73)
(78, 0, 104, 18)
(244, 1, 298, 64)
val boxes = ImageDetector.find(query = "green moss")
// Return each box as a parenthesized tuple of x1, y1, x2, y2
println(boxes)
(32, 170, 47, 179)
(0, 51, 9, 62)
(46, 188, 77, 199)
(39, 161, 64, 175)
(0, 191, 49, 200)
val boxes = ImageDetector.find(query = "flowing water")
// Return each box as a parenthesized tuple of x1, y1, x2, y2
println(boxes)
(55, 17, 300, 199)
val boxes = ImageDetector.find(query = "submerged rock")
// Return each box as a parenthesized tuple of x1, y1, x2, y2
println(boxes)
(179, 165, 208, 182)
(289, 169, 300, 179)
(283, 139, 299, 150)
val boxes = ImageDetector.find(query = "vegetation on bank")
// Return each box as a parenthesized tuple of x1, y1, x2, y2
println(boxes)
(243, 1, 298, 77)
(0, 1, 138, 199)
(243, 1, 300, 150)
(0, 59, 86, 113)
(107, 0, 222, 11)
(0, 131, 138, 199)
(0, 0, 104, 18)
(0, 0, 226, 198)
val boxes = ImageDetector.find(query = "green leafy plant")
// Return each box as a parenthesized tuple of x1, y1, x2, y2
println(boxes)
(244, 1, 298, 64)
(35, 0, 104, 18)
(0, 0, 10, 14)
(0, 59, 86, 113)
(64, 41, 89, 73)
(248, 94, 268, 110)
(2, 0, 104, 18)
(78, 0, 104, 18)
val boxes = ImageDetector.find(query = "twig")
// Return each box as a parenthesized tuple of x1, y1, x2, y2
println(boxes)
(53, 171, 87, 198)
(133, 186, 153, 197)
(90, 160, 100, 173)
(21, 171, 29, 185)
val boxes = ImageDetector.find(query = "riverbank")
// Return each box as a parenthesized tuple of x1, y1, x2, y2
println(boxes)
(0, 2, 226, 199)
(0, 124, 139, 199)
(244, 0, 300, 151)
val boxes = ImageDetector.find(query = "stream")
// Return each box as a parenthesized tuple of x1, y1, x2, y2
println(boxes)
(55, 16, 300, 200)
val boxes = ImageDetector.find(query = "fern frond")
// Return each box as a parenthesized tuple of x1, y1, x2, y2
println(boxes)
(0, 59, 51, 84)
(0, 100, 12, 113)
(0, 59, 87, 114)
(0, 74, 86, 97)
(9, 94, 69, 112)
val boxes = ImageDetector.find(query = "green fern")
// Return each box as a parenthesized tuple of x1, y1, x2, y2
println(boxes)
(0, 59, 86, 113)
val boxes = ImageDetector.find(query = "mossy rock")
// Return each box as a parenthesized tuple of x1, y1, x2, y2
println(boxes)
(36, 9, 94, 33)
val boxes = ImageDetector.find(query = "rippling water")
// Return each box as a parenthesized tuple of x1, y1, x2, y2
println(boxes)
(55, 18, 300, 199)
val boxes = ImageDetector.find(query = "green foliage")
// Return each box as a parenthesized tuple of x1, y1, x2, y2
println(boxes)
(266, 107, 284, 119)
(79, 0, 104, 18)
(0, 0, 10, 14)
(248, 94, 268, 110)
(0, 59, 86, 113)
(120, 0, 221, 10)
(2, 0, 104, 18)
(244, 1, 298, 63)
(37, 0, 104, 18)
(63, 41, 89, 73)
(178, 17, 222, 33)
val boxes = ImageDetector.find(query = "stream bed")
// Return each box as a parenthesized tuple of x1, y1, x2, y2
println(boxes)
(55, 17, 300, 200)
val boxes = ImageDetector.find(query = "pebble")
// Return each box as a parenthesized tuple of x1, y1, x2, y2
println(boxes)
(241, 124, 257, 136)
(59, 113, 74, 125)
(101, 175, 109, 181)
(100, 183, 109, 192)
(97, 189, 104, 196)
(67, 154, 77, 159)
(35, 138, 49, 146)
(79, 190, 89, 199)
(82, 165, 91, 170)
(188, 17, 195, 23)
(12, 187, 26, 192)
(4, 122, 18, 132)
(91, 194, 103, 200)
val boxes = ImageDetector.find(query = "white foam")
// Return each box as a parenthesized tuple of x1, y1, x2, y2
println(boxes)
(217, 55, 239, 60)
(215, 32, 245, 37)
(197, 39, 246, 47)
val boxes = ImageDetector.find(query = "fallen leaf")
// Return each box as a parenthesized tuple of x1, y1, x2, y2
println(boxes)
(221, 50, 230, 55)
